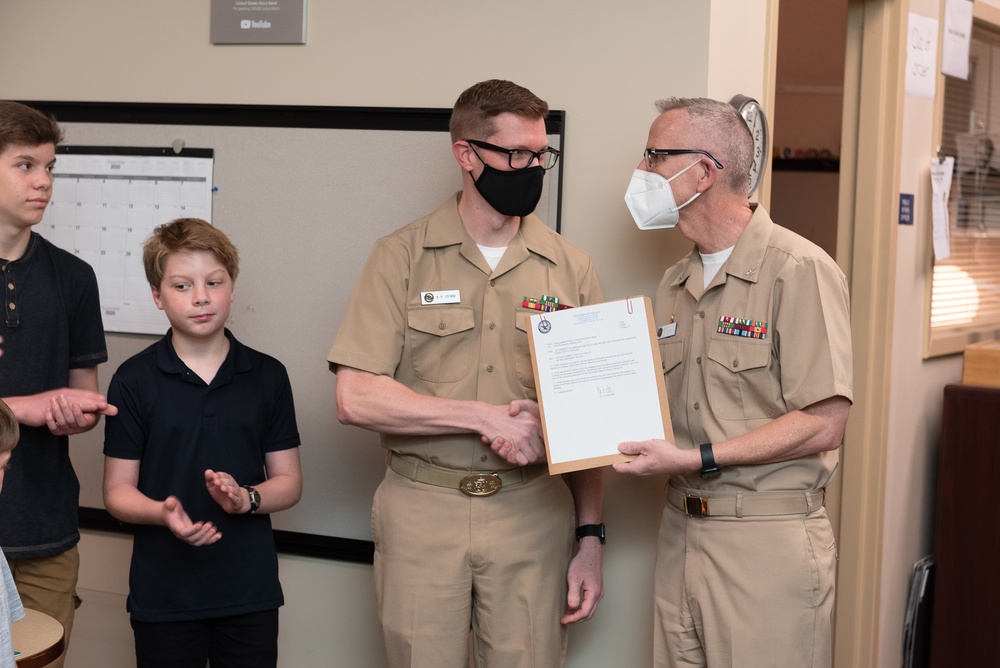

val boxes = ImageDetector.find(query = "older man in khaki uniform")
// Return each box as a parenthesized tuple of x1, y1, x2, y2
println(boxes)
(328, 80, 605, 668)
(615, 97, 853, 668)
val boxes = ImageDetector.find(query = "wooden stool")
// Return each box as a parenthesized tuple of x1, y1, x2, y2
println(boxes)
(12, 609, 64, 668)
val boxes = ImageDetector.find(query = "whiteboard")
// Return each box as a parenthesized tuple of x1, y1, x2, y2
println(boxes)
(26, 102, 565, 561)
(45, 146, 215, 334)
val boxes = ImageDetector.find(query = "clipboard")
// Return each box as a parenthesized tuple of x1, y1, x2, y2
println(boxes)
(526, 295, 674, 474)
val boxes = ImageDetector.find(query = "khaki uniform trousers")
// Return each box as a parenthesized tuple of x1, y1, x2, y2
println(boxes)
(8, 546, 81, 668)
(373, 466, 575, 668)
(654, 499, 836, 668)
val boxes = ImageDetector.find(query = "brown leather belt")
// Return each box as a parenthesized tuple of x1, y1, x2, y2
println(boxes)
(667, 483, 825, 518)
(389, 453, 547, 497)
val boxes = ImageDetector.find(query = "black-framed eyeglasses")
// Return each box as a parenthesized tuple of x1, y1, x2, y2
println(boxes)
(467, 139, 561, 171)
(644, 149, 724, 171)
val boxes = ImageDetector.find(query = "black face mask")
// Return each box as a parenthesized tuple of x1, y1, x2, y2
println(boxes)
(472, 163, 545, 217)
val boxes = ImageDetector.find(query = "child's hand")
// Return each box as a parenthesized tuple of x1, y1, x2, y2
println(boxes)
(161, 496, 221, 546)
(205, 469, 246, 514)
(45, 390, 118, 436)
(5, 388, 118, 436)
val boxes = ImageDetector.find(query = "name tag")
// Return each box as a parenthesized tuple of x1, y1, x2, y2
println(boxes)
(657, 323, 677, 339)
(420, 290, 461, 305)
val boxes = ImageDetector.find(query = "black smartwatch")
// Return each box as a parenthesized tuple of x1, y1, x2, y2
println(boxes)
(575, 523, 605, 545)
(242, 485, 261, 514)
(699, 443, 721, 479)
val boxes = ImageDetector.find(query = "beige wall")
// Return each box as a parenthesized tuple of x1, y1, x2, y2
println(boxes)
(0, 1, 777, 667)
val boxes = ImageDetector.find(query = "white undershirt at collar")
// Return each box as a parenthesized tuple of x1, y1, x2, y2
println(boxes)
(478, 244, 508, 272)
(700, 246, 735, 289)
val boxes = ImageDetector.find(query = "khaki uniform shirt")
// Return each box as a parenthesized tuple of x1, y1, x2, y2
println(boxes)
(655, 204, 852, 493)
(329, 193, 604, 471)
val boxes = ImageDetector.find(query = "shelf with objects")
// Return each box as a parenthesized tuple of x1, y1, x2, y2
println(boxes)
(772, 146, 839, 172)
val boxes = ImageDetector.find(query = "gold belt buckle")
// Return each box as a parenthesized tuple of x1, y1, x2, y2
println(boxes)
(459, 473, 502, 497)
(685, 495, 710, 517)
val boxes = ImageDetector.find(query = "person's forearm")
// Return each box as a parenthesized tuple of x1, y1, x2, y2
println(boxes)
(104, 484, 167, 526)
(712, 396, 850, 468)
(337, 368, 516, 440)
(565, 468, 605, 525)
(2, 394, 36, 425)
(248, 473, 302, 514)
(340, 379, 482, 434)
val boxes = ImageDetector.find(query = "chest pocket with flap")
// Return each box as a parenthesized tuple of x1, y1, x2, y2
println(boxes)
(705, 337, 776, 420)
(407, 306, 476, 383)
(659, 338, 685, 377)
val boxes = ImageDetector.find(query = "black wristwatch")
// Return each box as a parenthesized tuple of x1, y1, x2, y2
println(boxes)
(699, 443, 721, 479)
(242, 485, 261, 514)
(576, 523, 605, 544)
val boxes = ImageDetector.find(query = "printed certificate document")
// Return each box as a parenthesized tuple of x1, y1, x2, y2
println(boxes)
(527, 296, 673, 474)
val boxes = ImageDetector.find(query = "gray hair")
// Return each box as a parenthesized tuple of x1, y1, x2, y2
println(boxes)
(654, 97, 753, 195)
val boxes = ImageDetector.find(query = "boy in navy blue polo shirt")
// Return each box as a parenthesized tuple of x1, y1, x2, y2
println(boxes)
(103, 218, 302, 668)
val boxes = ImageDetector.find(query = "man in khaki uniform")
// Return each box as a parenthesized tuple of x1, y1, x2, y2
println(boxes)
(328, 80, 605, 668)
(615, 97, 853, 668)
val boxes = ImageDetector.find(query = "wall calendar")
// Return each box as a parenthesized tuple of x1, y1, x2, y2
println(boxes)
(41, 146, 214, 335)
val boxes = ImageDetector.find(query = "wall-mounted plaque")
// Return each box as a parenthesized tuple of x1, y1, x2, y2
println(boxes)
(211, 0, 307, 45)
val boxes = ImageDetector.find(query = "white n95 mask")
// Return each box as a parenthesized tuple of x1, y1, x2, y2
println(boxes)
(623, 160, 702, 230)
